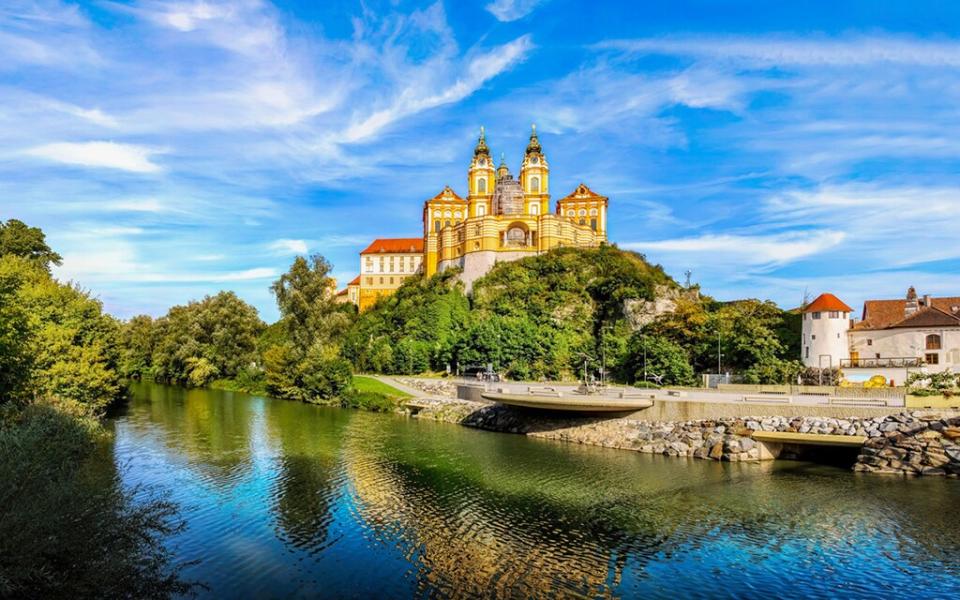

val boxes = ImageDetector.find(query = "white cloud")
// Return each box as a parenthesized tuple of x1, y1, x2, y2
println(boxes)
(341, 34, 534, 143)
(485, 0, 547, 22)
(23, 141, 164, 173)
(602, 35, 960, 67)
(268, 238, 308, 255)
(624, 230, 846, 270)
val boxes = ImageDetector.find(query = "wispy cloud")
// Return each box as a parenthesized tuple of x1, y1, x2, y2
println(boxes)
(485, 0, 547, 22)
(267, 238, 308, 255)
(601, 34, 960, 67)
(22, 141, 164, 172)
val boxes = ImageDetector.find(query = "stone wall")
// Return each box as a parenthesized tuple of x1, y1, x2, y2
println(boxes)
(405, 398, 960, 477)
(855, 413, 960, 476)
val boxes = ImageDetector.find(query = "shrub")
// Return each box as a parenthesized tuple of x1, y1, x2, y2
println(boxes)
(0, 403, 191, 598)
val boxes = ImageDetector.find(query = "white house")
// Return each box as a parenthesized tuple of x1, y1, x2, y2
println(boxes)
(803, 287, 960, 385)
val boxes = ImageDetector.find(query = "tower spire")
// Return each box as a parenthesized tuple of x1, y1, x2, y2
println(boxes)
(473, 125, 489, 156)
(526, 123, 541, 154)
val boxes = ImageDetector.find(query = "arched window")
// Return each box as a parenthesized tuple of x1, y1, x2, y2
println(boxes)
(566, 210, 575, 217)
(529, 203, 539, 215)
(434, 220, 440, 232)
(530, 176, 540, 193)
(477, 204, 486, 217)
(578, 209, 587, 216)
(444, 210, 452, 218)
(478, 178, 487, 194)
(454, 211, 462, 219)
(579, 218, 586, 226)
(590, 218, 597, 231)
(926, 334, 942, 350)
(589, 208, 598, 216)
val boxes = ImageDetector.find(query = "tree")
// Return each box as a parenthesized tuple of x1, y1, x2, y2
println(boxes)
(148, 292, 264, 387)
(270, 254, 351, 355)
(119, 315, 155, 378)
(621, 333, 695, 386)
(0, 219, 62, 272)
(0, 256, 37, 402)
(264, 254, 356, 402)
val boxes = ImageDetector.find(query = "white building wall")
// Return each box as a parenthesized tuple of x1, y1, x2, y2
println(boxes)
(849, 328, 960, 373)
(801, 311, 850, 368)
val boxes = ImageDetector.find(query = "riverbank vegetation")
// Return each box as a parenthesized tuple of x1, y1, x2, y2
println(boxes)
(0, 220, 190, 597)
(118, 244, 804, 401)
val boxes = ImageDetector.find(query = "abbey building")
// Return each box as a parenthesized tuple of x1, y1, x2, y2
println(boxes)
(336, 126, 609, 311)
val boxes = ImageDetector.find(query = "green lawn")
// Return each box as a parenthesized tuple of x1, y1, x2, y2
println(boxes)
(352, 375, 412, 398)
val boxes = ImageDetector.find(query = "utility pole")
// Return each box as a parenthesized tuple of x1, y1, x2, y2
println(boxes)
(684, 269, 693, 289)
(717, 328, 722, 378)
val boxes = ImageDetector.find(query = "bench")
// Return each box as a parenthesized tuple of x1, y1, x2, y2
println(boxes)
(618, 391, 657, 400)
(828, 397, 887, 407)
(743, 394, 791, 404)
(527, 386, 563, 397)
(666, 390, 686, 398)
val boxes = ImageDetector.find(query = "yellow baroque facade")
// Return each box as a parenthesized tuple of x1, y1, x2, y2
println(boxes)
(424, 126, 608, 290)
(338, 125, 609, 308)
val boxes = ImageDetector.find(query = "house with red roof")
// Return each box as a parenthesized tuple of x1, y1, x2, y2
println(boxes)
(803, 287, 960, 384)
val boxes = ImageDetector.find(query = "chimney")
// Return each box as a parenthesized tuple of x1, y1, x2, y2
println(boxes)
(905, 286, 919, 317)
(922, 294, 931, 308)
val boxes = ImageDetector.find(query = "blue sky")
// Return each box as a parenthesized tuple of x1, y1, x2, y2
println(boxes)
(3, 0, 960, 322)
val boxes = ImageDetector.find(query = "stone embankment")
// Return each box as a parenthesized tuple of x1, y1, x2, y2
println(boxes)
(395, 378, 457, 398)
(405, 398, 960, 477)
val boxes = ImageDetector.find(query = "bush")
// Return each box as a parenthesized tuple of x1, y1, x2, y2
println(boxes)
(742, 358, 805, 385)
(340, 390, 397, 412)
(0, 403, 191, 598)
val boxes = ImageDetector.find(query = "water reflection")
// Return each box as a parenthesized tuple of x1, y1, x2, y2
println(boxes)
(113, 384, 960, 598)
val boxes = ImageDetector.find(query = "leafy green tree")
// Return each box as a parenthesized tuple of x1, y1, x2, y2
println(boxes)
(341, 270, 469, 374)
(621, 333, 696, 386)
(119, 315, 155, 378)
(149, 291, 264, 387)
(270, 254, 352, 354)
(742, 358, 805, 384)
(0, 257, 37, 402)
(0, 219, 62, 272)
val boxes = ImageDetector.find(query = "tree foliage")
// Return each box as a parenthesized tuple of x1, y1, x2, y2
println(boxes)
(0, 219, 62, 272)
(263, 255, 356, 402)
(122, 291, 265, 387)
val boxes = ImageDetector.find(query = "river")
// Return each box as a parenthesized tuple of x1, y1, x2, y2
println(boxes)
(109, 382, 960, 598)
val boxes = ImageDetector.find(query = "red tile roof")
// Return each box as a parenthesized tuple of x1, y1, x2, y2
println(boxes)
(803, 293, 853, 314)
(891, 306, 960, 328)
(347, 275, 360, 286)
(854, 295, 960, 330)
(360, 238, 424, 255)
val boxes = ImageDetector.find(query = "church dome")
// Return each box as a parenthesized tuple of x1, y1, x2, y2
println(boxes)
(525, 124, 541, 154)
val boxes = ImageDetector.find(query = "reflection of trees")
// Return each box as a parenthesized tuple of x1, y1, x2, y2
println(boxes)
(126, 382, 257, 483)
(344, 415, 960, 597)
(262, 399, 349, 553)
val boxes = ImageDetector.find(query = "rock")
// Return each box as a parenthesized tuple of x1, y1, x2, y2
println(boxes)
(942, 427, 960, 440)
(921, 467, 946, 476)
(709, 442, 724, 460)
(882, 422, 900, 433)
(739, 438, 755, 452)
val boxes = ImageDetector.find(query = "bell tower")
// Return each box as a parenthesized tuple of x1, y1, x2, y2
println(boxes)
(467, 126, 494, 219)
(520, 124, 549, 217)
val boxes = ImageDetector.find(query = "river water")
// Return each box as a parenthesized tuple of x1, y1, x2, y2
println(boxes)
(111, 383, 960, 598)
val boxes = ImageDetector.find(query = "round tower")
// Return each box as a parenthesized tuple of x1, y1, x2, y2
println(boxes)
(801, 293, 853, 369)
(466, 127, 494, 218)
(519, 124, 550, 216)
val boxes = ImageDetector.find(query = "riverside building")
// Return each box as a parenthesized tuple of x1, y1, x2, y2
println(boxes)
(337, 126, 610, 310)
(802, 287, 960, 384)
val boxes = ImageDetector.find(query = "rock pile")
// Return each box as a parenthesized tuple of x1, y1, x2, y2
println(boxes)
(406, 398, 960, 476)
(395, 378, 457, 398)
(855, 413, 960, 477)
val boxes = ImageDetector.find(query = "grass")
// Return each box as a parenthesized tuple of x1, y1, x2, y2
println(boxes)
(352, 375, 412, 399)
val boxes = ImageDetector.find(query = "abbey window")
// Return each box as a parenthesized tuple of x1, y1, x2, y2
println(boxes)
(927, 334, 942, 350)
(478, 178, 487, 194)
(477, 204, 486, 217)
(530, 176, 540, 193)
(529, 203, 539, 215)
